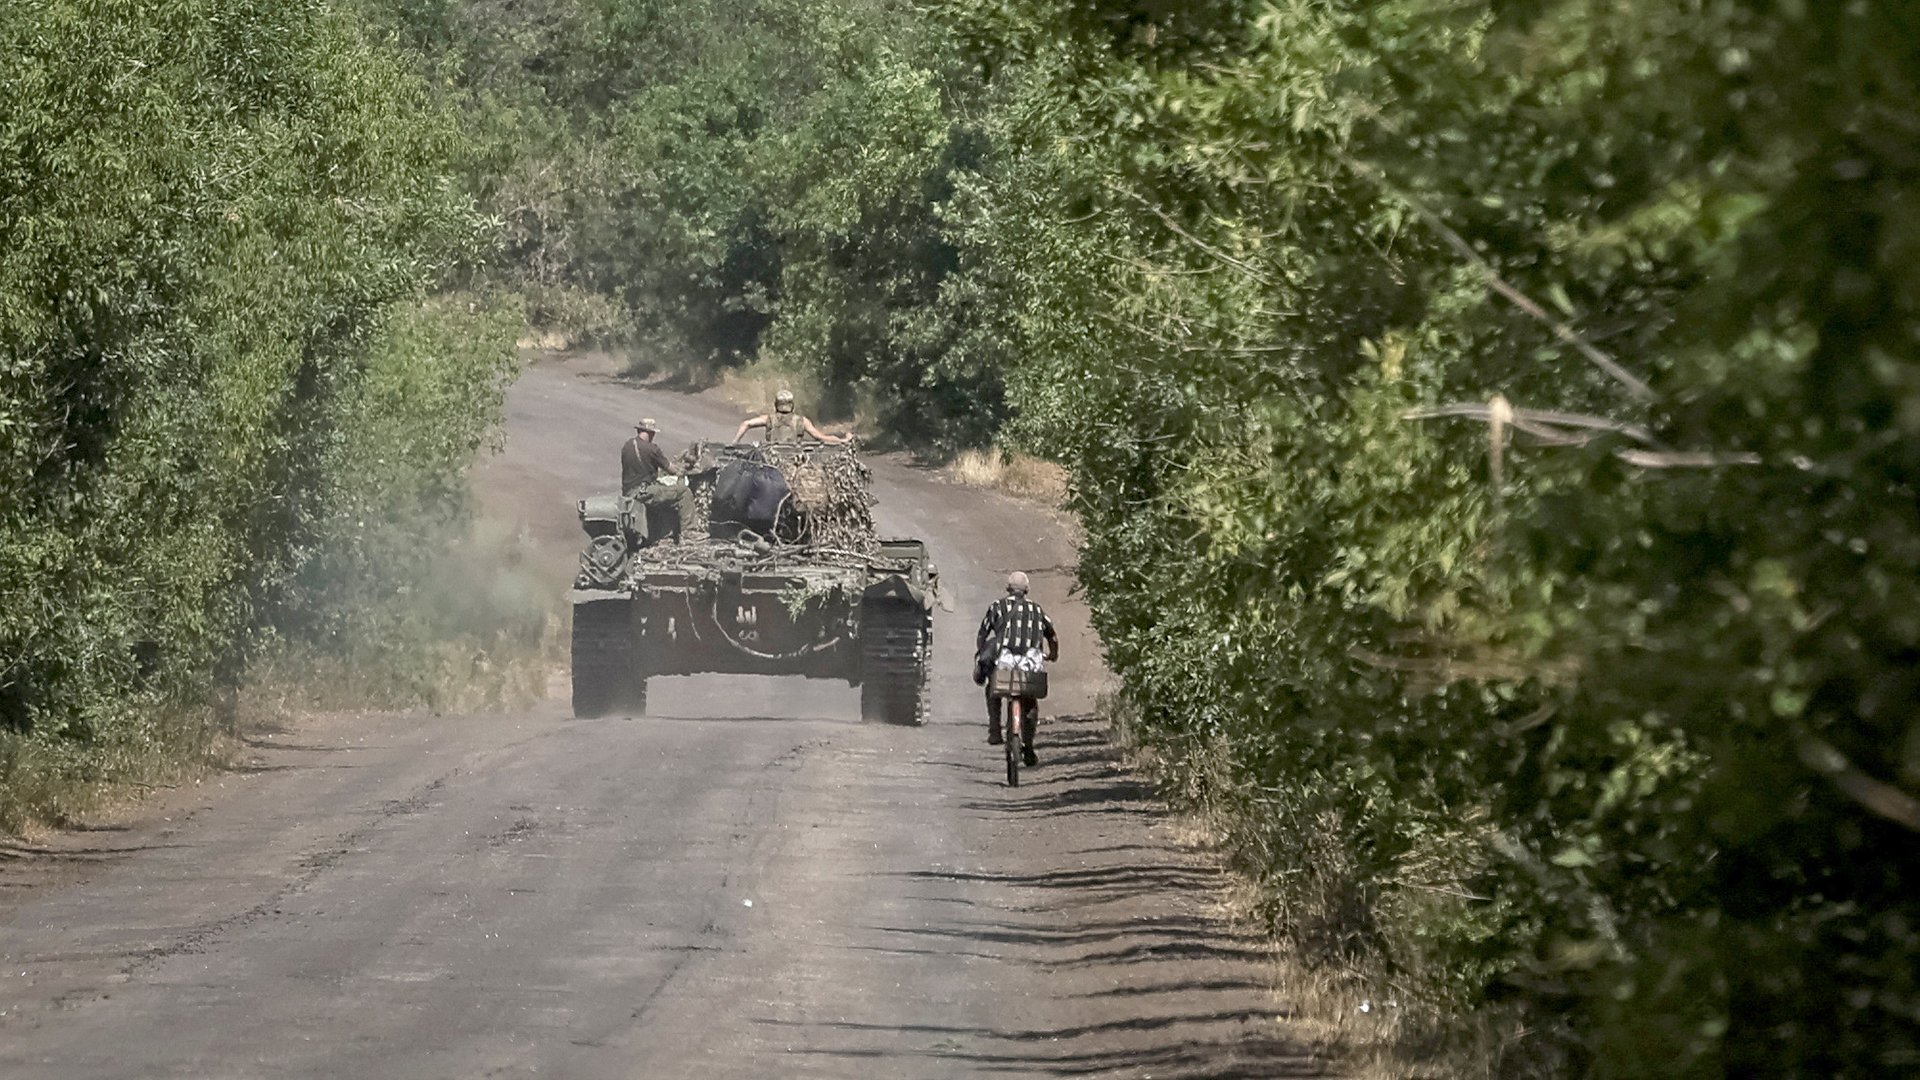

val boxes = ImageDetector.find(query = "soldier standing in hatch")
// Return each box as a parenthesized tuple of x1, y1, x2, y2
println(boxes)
(734, 388, 852, 446)
(621, 417, 690, 546)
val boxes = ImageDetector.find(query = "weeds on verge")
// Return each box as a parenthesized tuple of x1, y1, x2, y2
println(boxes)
(713, 359, 826, 418)
(246, 518, 562, 717)
(0, 703, 229, 835)
(1104, 690, 1547, 1080)
(0, 520, 562, 835)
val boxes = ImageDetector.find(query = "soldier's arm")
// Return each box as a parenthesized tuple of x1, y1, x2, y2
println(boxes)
(802, 417, 848, 441)
(734, 415, 768, 442)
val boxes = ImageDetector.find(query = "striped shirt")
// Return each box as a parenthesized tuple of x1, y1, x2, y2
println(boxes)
(977, 595, 1056, 657)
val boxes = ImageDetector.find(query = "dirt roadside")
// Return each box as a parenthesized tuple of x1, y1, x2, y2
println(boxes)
(0, 353, 1330, 1079)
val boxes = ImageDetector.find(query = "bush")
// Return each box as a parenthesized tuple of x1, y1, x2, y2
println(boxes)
(0, 0, 501, 826)
(952, 1, 1920, 1074)
(380, 0, 1017, 451)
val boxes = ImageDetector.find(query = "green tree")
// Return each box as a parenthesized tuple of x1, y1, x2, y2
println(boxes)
(0, 0, 505, 823)
(948, 0, 1920, 1074)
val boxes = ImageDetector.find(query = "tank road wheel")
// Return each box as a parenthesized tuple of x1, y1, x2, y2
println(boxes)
(571, 599, 644, 718)
(860, 601, 929, 725)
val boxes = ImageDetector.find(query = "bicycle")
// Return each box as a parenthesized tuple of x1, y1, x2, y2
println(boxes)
(988, 665, 1046, 787)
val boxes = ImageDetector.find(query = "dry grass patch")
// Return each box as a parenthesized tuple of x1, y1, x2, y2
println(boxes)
(712, 359, 882, 436)
(949, 448, 1069, 505)
(0, 518, 564, 836)
(714, 359, 825, 415)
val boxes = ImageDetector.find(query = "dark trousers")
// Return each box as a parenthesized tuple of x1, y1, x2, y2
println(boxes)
(987, 689, 1038, 746)
(624, 483, 690, 544)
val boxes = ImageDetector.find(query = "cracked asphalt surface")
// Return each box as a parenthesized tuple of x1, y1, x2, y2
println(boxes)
(0, 355, 1325, 1079)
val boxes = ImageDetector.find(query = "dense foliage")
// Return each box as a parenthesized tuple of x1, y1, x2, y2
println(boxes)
(942, 1, 1920, 1075)
(0, 0, 514, 822)
(6, 0, 1915, 1074)
(414, 0, 1919, 1067)
(374, 0, 1014, 449)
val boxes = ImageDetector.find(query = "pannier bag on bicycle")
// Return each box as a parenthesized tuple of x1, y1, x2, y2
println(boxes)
(989, 666, 1048, 700)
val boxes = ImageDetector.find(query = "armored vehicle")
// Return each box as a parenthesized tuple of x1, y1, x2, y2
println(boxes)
(568, 439, 935, 723)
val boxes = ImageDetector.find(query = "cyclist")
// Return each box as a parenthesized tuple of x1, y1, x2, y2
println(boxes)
(974, 571, 1058, 766)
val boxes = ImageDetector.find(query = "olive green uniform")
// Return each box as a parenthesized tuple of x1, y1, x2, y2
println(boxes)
(620, 435, 689, 543)
(764, 411, 804, 445)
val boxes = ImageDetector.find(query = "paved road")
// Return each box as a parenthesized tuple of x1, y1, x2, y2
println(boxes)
(0, 356, 1323, 1078)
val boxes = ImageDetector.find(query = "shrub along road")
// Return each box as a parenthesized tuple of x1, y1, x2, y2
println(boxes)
(0, 355, 1326, 1079)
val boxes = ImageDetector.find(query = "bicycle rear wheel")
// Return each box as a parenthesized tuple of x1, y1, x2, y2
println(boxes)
(1004, 699, 1020, 787)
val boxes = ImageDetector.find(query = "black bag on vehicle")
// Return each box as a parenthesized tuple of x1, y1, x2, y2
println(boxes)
(712, 460, 790, 534)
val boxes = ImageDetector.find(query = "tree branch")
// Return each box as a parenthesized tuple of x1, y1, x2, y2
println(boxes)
(1402, 403, 1658, 446)
(1110, 185, 1279, 285)
(1797, 733, 1920, 833)
(1337, 152, 1657, 402)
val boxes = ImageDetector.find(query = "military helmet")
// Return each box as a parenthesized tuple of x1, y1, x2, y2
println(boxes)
(635, 417, 659, 433)
(1006, 571, 1031, 595)
(774, 389, 795, 413)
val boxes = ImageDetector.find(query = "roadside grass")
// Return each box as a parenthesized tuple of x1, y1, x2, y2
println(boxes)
(948, 448, 1070, 505)
(239, 619, 560, 720)
(0, 704, 230, 835)
(622, 346, 720, 389)
(244, 518, 563, 717)
(1106, 691, 1533, 1080)
(706, 355, 889, 441)
(618, 349, 889, 439)
(516, 284, 632, 352)
(711, 358, 831, 421)
(0, 518, 563, 836)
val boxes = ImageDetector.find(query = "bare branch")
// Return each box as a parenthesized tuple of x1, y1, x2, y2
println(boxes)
(1389, 879, 1493, 902)
(1348, 645, 1562, 684)
(1488, 394, 1512, 501)
(1110, 185, 1278, 285)
(1403, 403, 1658, 446)
(1615, 449, 1764, 469)
(1337, 152, 1657, 402)
(1095, 311, 1295, 356)
(1797, 733, 1920, 833)
(1508, 419, 1597, 447)
(1101, 249, 1226, 277)
(1404, 403, 1761, 468)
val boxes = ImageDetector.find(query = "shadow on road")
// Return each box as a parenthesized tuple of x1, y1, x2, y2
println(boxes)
(0, 840, 188, 863)
(755, 714, 1327, 1078)
(767, 1023, 1324, 1079)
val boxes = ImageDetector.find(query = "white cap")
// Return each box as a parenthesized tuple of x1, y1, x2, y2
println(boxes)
(1006, 571, 1030, 594)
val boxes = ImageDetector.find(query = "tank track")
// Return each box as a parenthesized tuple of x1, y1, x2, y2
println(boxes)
(859, 600, 929, 725)
(571, 598, 647, 718)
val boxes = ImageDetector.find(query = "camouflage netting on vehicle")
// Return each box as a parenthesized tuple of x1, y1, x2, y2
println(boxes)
(687, 478, 716, 537)
(786, 458, 831, 514)
(669, 441, 879, 556)
(778, 448, 876, 554)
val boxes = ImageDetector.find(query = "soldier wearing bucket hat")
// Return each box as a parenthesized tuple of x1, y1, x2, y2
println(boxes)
(621, 417, 689, 546)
